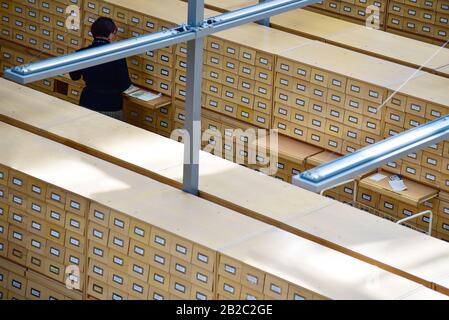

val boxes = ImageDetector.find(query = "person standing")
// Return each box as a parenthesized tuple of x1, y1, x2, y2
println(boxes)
(69, 17, 132, 120)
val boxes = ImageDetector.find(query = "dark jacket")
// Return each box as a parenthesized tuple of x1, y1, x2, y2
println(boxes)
(69, 38, 132, 112)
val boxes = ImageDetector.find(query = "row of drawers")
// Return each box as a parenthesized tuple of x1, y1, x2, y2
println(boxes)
(387, 13, 449, 39)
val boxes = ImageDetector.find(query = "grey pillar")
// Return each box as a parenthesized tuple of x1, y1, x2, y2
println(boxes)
(183, 0, 204, 195)
(257, 0, 271, 26)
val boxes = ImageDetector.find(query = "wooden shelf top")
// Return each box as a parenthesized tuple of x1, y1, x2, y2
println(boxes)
(3, 123, 445, 299)
(252, 134, 323, 164)
(359, 170, 439, 206)
(306, 151, 341, 167)
(1, 78, 449, 294)
(124, 93, 172, 110)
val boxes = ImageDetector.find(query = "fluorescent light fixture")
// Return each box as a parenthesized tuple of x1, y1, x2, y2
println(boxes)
(3, 0, 320, 84)
(293, 116, 449, 193)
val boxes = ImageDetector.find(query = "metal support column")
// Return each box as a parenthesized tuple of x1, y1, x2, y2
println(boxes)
(257, 0, 271, 26)
(183, 0, 205, 195)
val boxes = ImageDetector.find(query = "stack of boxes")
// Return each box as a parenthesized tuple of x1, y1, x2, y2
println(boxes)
(309, 0, 387, 27)
(0, 0, 84, 56)
(387, 0, 449, 43)
(0, 257, 83, 300)
(273, 53, 386, 155)
(174, 35, 274, 131)
(86, 201, 217, 300)
(0, 164, 85, 296)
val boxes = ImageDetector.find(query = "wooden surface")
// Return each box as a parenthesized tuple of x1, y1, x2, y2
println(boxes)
(2, 123, 445, 299)
(359, 171, 438, 206)
(203, 0, 449, 77)
(124, 94, 171, 110)
(279, 41, 426, 89)
(221, 229, 448, 300)
(105, 0, 218, 24)
(252, 134, 323, 163)
(387, 72, 449, 108)
(1, 79, 449, 293)
(306, 151, 341, 167)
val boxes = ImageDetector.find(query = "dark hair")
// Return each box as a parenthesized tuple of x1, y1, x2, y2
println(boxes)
(91, 17, 117, 38)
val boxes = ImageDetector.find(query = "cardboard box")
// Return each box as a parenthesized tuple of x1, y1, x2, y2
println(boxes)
(44, 259, 65, 283)
(88, 202, 111, 228)
(0, 238, 7, 258)
(255, 67, 273, 85)
(126, 239, 150, 265)
(7, 272, 27, 297)
(223, 56, 240, 75)
(65, 193, 88, 217)
(218, 276, 241, 299)
(46, 186, 66, 209)
(0, 219, 6, 240)
(8, 206, 28, 229)
(169, 235, 193, 263)
(218, 255, 242, 283)
(287, 123, 309, 142)
(404, 113, 425, 130)
(87, 221, 109, 246)
(8, 224, 27, 247)
(149, 227, 172, 254)
(383, 123, 404, 138)
(206, 37, 224, 54)
(8, 190, 27, 211)
(309, 83, 328, 103)
(65, 248, 85, 273)
(88, 257, 109, 283)
(107, 230, 130, 255)
(192, 244, 215, 272)
(422, 151, 443, 172)
(308, 100, 327, 118)
(26, 177, 47, 201)
(436, 216, 449, 236)
(0, 203, 7, 222)
(426, 142, 444, 156)
(276, 57, 294, 76)
(356, 187, 379, 208)
(397, 202, 420, 226)
(240, 264, 265, 293)
(149, 267, 170, 292)
(0, 266, 7, 288)
(109, 210, 130, 236)
(288, 284, 314, 300)
(404, 151, 423, 166)
(45, 222, 65, 246)
(127, 257, 150, 283)
(44, 205, 65, 228)
(88, 241, 108, 265)
(385, 107, 405, 127)
(65, 212, 86, 236)
(87, 277, 108, 300)
(129, 219, 151, 245)
(263, 274, 288, 300)
(128, 276, 149, 299)
(401, 160, 422, 180)
(65, 230, 85, 254)
(0, 185, 8, 204)
(0, 166, 8, 187)
(239, 46, 256, 65)
(45, 238, 65, 264)
(108, 267, 129, 292)
(379, 195, 398, 217)
(26, 232, 46, 256)
(420, 168, 441, 188)
(342, 126, 362, 144)
(361, 131, 382, 146)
